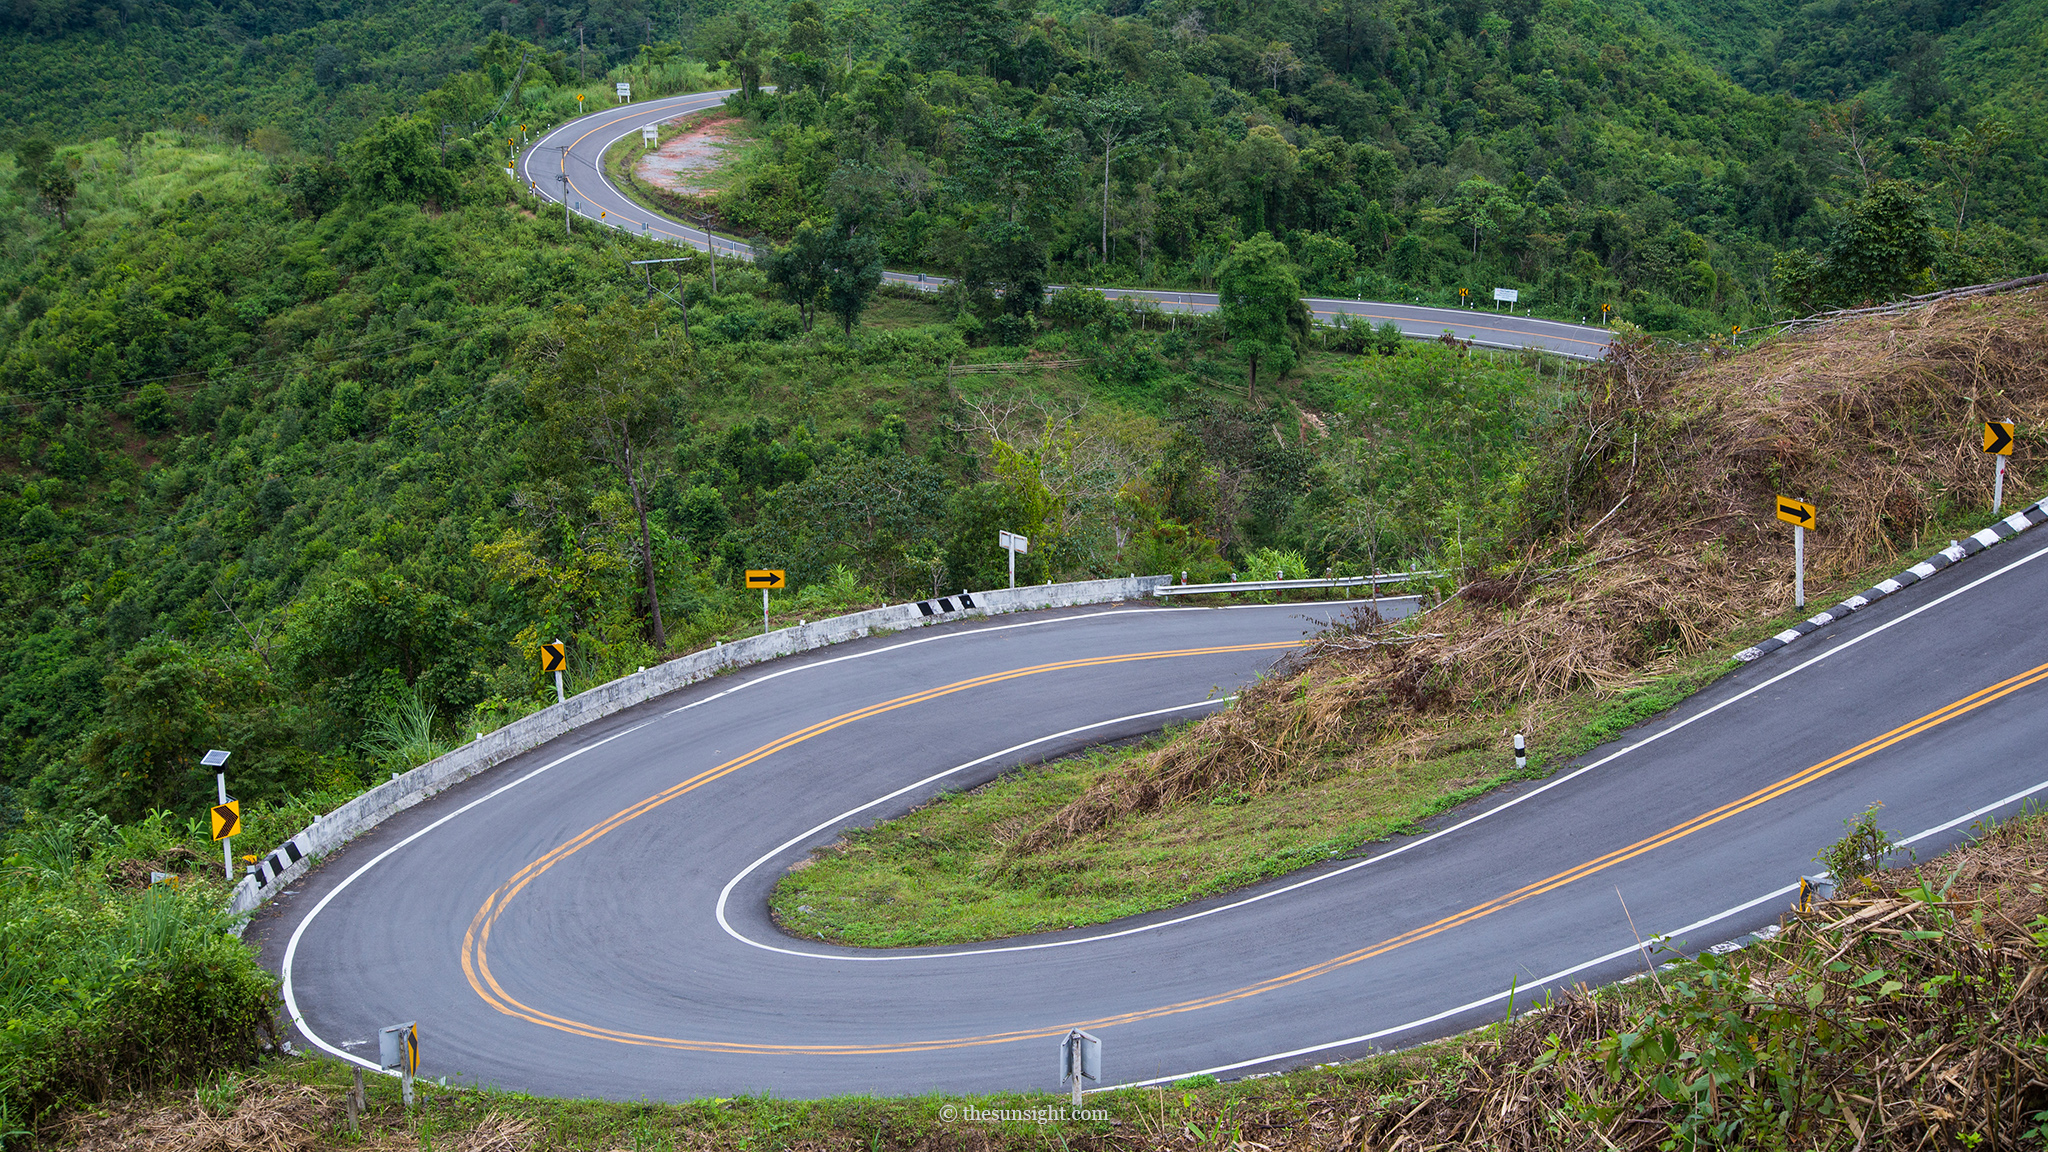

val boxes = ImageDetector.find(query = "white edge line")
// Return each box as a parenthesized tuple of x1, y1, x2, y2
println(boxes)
(724, 534, 2048, 962)
(287, 536, 2048, 1074)
(1103, 773, 2048, 1091)
(714, 699, 1234, 959)
(277, 599, 1357, 1061)
(279, 720, 653, 1071)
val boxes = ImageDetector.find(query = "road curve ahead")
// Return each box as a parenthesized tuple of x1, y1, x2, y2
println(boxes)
(263, 551, 2048, 1101)
(515, 93, 1613, 361)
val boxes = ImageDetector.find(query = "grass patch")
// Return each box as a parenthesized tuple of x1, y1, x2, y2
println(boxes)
(771, 500, 2041, 950)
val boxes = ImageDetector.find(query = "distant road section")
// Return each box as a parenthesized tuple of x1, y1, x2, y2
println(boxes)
(519, 91, 1613, 361)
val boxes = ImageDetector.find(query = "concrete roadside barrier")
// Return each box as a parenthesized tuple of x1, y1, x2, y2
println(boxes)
(230, 575, 1171, 917)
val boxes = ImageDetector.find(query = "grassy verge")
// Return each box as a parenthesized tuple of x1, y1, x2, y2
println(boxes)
(771, 497, 2037, 949)
(47, 805, 2048, 1150)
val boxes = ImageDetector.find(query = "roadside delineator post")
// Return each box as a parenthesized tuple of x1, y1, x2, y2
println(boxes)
(1059, 1029, 1100, 1108)
(1985, 421, 2015, 514)
(379, 1022, 419, 1108)
(204, 750, 234, 880)
(1775, 496, 1817, 609)
(1513, 732, 1526, 769)
(541, 641, 568, 703)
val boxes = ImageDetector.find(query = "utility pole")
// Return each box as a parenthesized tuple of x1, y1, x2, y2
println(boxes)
(558, 171, 571, 236)
(578, 24, 586, 78)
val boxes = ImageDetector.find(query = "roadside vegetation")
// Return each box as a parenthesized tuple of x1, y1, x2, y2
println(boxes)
(26, 803, 2048, 1150)
(777, 286, 2048, 946)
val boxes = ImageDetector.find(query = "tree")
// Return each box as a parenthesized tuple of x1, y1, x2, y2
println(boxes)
(965, 219, 1048, 315)
(821, 224, 883, 334)
(774, 0, 834, 96)
(36, 167, 76, 226)
(1060, 89, 1154, 267)
(523, 302, 683, 651)
(699, 13, 773, 104)
(1216, 233, 1305, 404)
(1923, 121, 2013, 233)
(766, 213, 884, 334)
(906, 0, 1019, 74)
(953, 111, 1072, 225)
(343, 115, 458, 206)
(1775, 179, 1937, 311)
(765, 224, 833, 332)
(1824, 179, 1936, 304)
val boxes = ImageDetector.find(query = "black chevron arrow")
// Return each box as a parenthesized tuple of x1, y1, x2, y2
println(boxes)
(1986, 422, 2014, 455)
(1778, 500, 1814, 526)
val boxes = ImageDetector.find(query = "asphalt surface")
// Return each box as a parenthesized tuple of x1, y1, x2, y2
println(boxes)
(513, 91, 1614, 360)
(258, 542, 2048, 1100)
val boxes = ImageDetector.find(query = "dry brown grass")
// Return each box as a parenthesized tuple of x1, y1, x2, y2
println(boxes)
(1276, 814, 2048, 1151)
(58, 1078, 336, 1152)
(1026, 289, 2048, 849)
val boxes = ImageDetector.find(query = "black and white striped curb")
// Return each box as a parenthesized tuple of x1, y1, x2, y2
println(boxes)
(1733, 497, 2048, 663)
(249, 834, 310, 887)
(916, 592, 976, 616)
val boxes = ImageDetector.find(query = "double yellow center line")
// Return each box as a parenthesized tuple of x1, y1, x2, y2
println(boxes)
(462, 649, 2048, 1056)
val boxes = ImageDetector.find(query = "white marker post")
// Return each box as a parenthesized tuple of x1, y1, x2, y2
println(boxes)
(999, 530, 1029, 589)
(1059, 1029, 1100, 1108)
(763, 587, 770, 634)
(1513, 732, 1526, 769)
(1794, 524, 1805, 609)
(203, 749, 232, 880)
(554, 639, 566, 704)
(379, 1022, 419, 1108)
(1776, 497, 1815, 610)
(1986, 422, 2016, 513)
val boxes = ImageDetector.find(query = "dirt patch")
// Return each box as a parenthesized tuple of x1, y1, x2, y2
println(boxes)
(635, 114, 740, 198)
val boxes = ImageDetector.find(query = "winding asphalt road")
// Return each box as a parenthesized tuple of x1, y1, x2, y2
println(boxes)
(513, 90, 1614, 360)
(258, 535, 2048, 1099)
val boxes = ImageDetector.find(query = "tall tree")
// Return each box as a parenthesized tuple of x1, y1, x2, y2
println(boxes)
(905, 0, 1020, 74)
(1215, 233, 1306, 404)
(953, 111, 1073, 225)
(522, 302, 680, 652)
(765, 224, 833, 332)
(822, 224, 884, 334)
(1061, 89, 1154, 267)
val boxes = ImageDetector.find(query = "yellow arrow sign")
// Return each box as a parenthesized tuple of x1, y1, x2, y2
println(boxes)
(540, 642, 567, 673)
(1776, 496, 1817, 528)
(210, 800, 240, 840)
(1985, 421, 2016, 455)
(746, 569, 787, 589)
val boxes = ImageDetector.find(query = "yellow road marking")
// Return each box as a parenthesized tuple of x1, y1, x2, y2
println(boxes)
(462, 654, 2048, 1054)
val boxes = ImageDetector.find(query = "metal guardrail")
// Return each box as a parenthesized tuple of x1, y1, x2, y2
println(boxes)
(1157, 570, 1449, 596)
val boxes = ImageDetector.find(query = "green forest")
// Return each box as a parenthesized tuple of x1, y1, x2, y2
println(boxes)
(1, 0, 2045, 1123)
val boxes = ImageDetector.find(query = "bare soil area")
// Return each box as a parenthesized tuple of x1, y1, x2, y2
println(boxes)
(634, 114, 739, 197)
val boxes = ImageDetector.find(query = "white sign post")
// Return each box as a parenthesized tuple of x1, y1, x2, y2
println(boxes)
(641, 123, 658, 146)
(1059, 1029, 1100, 1107)
(1492, 287, 1520, 311)
(998, 530, 1029, 589)
(615, 81, 632, 103)
(379, 1022, 419, 1108)
(203, 749, 232, 879)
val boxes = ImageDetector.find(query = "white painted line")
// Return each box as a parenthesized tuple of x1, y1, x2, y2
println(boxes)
(279, 721, 653, 1070)
(1103, 773, 2048, 1090)
(727, 532, 2048, 962)
(714, 699, 1236, 960)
